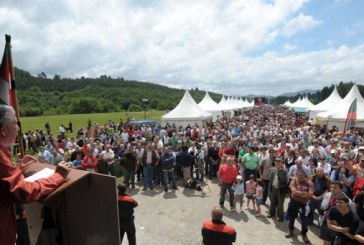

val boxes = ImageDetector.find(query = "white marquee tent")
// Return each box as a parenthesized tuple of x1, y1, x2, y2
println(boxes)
(218, 95, 234, 117)
(316, 84, 364, 131)
(307, 86, 342, 119)
(198, 92, 223, 121)
(161, 90, 212, 128)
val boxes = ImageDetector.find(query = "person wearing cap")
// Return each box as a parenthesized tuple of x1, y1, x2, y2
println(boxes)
(267, 156, 289, 222)
(233, 175, 245, 211)
(201, 206, 236, 245)
(117, 183, 138, 245)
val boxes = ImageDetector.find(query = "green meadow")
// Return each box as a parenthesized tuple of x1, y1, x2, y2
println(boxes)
(19, 110, 165, 133)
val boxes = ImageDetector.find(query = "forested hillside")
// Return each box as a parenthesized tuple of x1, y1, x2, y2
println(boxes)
(14, 67, 363, 116)
(14, 68, 223, 116)
(272, 82, 364, 105)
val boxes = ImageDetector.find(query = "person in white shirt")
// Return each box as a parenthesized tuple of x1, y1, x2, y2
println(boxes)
(318, 155, 331, 176)
(102, 144, 115, 176)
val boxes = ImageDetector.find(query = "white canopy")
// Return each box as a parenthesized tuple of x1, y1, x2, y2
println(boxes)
(292, 96, 314, 109)
(161, 90, 212, 128)
(198, 92, 223, 120)
(308, 86, 342, 119)
(283, 100, 293, 107)
(218, 95, 234, 116)
(316, 84, 364, 131)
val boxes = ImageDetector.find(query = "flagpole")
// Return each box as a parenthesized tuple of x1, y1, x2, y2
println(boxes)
(6, 34, 25, 157)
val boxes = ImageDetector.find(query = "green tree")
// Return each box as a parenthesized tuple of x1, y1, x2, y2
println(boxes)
(128, 104, 142, 112)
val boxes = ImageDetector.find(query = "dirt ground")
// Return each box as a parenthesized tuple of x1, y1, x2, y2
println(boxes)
(119, 177, 322, 245)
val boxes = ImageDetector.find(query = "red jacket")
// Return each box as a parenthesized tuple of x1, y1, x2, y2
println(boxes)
(82, 155, 98, 171)
(0, 145, 64, 244)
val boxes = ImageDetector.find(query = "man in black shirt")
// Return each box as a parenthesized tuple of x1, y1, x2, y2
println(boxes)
(118, 184, 138, 245)
(207, 141, 220, 179)
(202, 206, 236, 245)
(327, 193, 359, 245)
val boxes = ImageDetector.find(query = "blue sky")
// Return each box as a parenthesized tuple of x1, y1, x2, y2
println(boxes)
(0, 0, 363, 96)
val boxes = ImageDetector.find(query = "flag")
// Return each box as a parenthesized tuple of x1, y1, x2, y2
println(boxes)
(343, 98, 357, 135)
(0, 40, 14, 107)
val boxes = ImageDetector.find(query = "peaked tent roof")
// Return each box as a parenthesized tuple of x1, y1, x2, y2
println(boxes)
(198, 92, 222, 111)
(308, 86, 342, 112)
(317, 84, 364, 120)
(293, 96, 314, 108)
(283, 100, 293, 107)
(327, 84, 364, 119)
(162, 90, 212, 120)
(218, 95, 233, 111)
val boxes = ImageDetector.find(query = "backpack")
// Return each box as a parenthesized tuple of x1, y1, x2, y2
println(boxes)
(353, 177, 364, 197)
(186, 178, 197, 189)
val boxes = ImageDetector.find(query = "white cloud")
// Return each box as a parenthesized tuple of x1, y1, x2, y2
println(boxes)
(284, 43, 298, 52)
(0, 0, 362, 97)
(282, 13, 322, 37)
(345, 19, 364, 37)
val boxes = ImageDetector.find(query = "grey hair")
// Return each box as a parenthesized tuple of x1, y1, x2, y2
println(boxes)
(211, 206, 223, 221)
(0, 105, 15, 127)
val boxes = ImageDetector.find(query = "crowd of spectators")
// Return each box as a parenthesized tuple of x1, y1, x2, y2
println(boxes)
(16, 105, 364, 244)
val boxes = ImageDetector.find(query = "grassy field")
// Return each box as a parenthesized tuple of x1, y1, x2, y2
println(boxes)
(19, 110, 165, 133)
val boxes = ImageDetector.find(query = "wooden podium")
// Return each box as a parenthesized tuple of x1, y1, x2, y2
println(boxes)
(24, 163, 120, 245)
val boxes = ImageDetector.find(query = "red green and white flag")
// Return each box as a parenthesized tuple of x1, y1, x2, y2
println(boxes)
(343, 98, 357, 135)
(0, 41, 14, 107)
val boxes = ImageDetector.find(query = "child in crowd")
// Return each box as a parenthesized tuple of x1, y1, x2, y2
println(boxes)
(245, 174, 256, 211)
(254, 179, 263, 216)
(233, 175, 245, 211)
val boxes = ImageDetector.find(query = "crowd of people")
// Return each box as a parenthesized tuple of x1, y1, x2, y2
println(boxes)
(6, 104, 364, 244)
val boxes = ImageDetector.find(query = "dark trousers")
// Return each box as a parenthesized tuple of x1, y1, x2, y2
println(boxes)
(108, 163, 115, 176)
(174, 165, 182, 180)
(287, 198, 308, 236)
(269, 187, 285, 220)
(120, 220, 136, 245)
(16, 219, 30, 245)
(307, 198, 322, 225)
(219, 183, 234, 207)
(137, 165, 143, 180)
(262, 179, 270, 204)
(163, 169, 176, 190)
(124, 169, 136, 188)
(143, 164, 154, 188)
(208, 160, 219, 179)
(154, 165, 162, 185)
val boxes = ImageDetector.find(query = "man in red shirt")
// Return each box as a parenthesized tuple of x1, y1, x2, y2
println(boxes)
(0, 105, 70, 244)
(218, 156, 238, 211)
